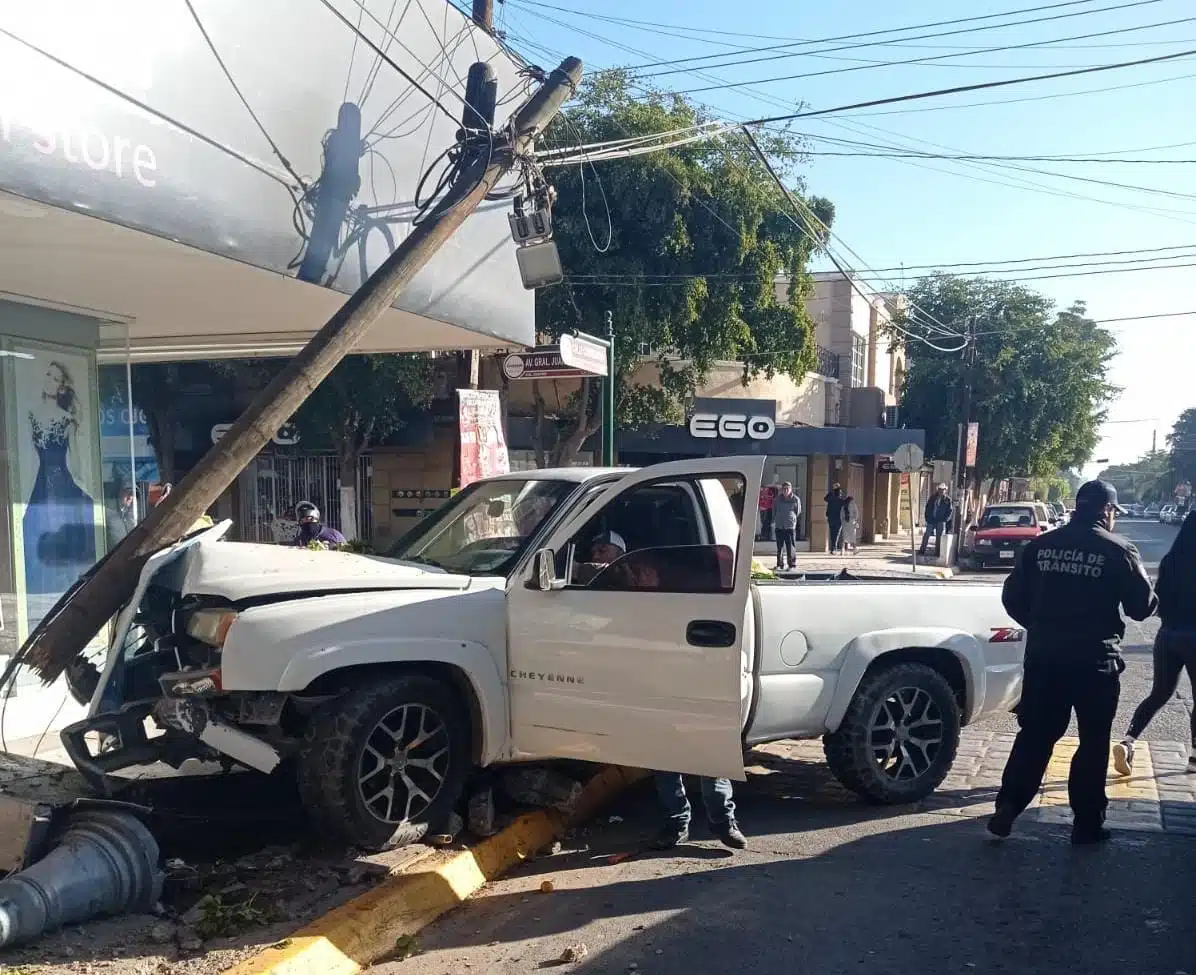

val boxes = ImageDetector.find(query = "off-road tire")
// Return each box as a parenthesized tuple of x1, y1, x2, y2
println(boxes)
(296, 675, 471, 851)
(824, 661, 961, 805)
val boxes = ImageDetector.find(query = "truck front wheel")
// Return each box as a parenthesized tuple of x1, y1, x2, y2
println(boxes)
(296, 675, 471, 850)
(824, 662, 961, 805)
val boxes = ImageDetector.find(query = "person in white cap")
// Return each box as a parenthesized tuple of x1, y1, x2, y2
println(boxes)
(919, 483, 953, 557)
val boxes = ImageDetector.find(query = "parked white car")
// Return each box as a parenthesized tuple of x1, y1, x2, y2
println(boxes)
(63, 459, 1026, 849)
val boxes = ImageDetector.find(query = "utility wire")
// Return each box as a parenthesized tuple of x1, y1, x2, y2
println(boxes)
(744, 46, 1196, 125)
(673, 10, 1196, 94)
(0, 23, 299, 189)
(617, 0, 1129, 72)
(739, 126, 969, 353)
(182, 0, 309, 190)
(316, 0, 465, 127)
(514, 0, 1196, 52)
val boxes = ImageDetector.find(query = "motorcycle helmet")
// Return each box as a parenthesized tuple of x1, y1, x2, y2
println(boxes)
(296, 501, 321, 525)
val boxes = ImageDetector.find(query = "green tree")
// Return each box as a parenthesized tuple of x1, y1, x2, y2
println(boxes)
(530, 72, 833, 465)
(293, 354, 436, 539)
(1167, 408, 1196, 489)
(1098, 450, 1170, 504)
(899, 276, 1117, 488)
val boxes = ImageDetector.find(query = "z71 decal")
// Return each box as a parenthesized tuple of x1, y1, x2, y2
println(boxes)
(989, 627, 1025, 643)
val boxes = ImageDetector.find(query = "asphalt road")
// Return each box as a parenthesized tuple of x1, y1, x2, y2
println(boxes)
(378, 773, 1196, 975)
(976, 517, 1193, 743)
(367, 518, 1196, 975)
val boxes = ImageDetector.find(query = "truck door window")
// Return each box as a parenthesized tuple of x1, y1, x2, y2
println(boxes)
(565, 475, 745, 591)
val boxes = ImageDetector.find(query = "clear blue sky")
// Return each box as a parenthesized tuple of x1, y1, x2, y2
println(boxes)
(493, 0, 1195, 472)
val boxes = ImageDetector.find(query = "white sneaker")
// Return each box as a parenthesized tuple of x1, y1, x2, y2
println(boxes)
(1112, 740, 1134, 776)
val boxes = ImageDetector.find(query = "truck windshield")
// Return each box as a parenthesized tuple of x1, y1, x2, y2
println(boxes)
(387, 478, 576, 575)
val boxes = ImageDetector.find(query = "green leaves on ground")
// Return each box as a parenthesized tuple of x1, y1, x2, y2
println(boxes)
(899, 276, 1117, 486)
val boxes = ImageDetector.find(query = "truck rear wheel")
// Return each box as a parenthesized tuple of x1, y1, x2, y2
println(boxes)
(296, 675, 471, 850)
(824, 662, 961, 805)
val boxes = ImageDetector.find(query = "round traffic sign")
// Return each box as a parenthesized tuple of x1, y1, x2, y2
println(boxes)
(502, 354, 526, 380)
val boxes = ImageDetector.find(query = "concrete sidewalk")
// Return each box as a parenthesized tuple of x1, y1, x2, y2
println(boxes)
(754, 536, 958, 579)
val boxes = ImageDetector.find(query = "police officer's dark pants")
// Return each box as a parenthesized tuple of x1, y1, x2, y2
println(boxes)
(997, 658, 1120, 827)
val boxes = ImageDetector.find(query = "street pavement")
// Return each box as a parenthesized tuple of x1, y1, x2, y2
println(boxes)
(373, 517, 1195, 975)
(376, 742, 1196, 975)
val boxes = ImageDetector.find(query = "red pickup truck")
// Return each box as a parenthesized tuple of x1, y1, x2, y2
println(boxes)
(966, 503, 1052, 570)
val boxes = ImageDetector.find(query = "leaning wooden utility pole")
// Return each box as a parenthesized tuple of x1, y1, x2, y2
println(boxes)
(21, 55, 583, 683)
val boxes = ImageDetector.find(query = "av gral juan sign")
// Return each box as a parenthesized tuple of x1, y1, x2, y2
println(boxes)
(689, 413, 776, 441)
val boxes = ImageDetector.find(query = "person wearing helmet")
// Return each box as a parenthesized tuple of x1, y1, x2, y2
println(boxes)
(293, 501, 347, 549)
(988, 480, 1156, 845)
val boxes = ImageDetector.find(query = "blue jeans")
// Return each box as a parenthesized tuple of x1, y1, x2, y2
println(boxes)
(654, 773, 736, 830)
(919, 521, 944, 555)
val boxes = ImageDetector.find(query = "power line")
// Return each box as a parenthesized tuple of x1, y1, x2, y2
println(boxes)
(0, 24, 298, 189)
(810, 242, 1196, 272)
(799, 149, 1196, 164)
(672, 10, 1196, 94)
(514, 0, 1196, 52)
(745, 46, 1196, 125)
(181, 0, 309, 190)
(315, 0, 465, 127)
(621, 0, 1143, 73)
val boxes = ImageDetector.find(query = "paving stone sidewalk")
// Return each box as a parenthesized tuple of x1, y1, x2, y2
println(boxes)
(752, 727, 1196, 836)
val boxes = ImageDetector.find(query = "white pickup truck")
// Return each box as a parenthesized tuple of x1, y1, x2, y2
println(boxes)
(62, 457, 1025, 849)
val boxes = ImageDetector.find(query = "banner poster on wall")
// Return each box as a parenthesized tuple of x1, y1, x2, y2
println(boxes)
(457, 389, 509, 488)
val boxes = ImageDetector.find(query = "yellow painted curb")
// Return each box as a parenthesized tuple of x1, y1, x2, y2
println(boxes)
(221, 765, 647, 975)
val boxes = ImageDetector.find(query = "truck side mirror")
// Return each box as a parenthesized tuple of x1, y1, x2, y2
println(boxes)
(533, 548, 565, 591)
(968, 524, 978, 532)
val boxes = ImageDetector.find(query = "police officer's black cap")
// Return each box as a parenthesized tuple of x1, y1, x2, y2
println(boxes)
(1075, 479, 1126, 514)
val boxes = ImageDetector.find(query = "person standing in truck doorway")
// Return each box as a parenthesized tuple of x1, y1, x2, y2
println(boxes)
(773, 481, 801, 571)
(988, 480, 1156, 845)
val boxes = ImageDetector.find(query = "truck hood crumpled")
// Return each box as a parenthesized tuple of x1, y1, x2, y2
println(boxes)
(179, 540, 471, 602)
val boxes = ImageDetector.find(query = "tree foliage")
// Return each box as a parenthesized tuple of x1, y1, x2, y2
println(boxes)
(293, 354, 436, 483)
(530, 72, 834, 464)
(1098, 450, 1170, 504)
(1167, 407, 1196, 488)
(899, 276, 1117, 486)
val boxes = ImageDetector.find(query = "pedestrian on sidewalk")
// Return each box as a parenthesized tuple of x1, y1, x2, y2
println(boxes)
(837, 495, 860, 554)
(758, 481, 776, 543)
(651, 772, 746, 851)
(988, 480, 1156, 845)
(773, 481, 801, 571)
(919, 483, 953, 558)
(1113, 511, 1196, 776)
(825, 483, 846, 554)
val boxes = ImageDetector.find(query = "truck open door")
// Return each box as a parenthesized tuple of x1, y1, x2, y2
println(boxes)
(505, 456, 764, 779)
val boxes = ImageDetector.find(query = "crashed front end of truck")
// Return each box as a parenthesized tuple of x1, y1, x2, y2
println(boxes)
(60, 523, 292, 794)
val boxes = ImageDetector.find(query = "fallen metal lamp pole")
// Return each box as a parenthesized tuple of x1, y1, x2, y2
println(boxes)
(0, 809, 163, 947)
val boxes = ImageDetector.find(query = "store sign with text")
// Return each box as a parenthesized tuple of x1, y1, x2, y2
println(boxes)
(689, 413, 776, 441)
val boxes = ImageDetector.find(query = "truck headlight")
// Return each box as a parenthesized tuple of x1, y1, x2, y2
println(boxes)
(975, 538, 993, 547)
(185, 608, 238, 648)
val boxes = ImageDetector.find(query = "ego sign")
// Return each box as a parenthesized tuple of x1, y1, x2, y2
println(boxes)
(689, 413, 776, 440)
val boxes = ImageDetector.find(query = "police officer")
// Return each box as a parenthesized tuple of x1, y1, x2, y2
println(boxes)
(988, 480, 1157, 845)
